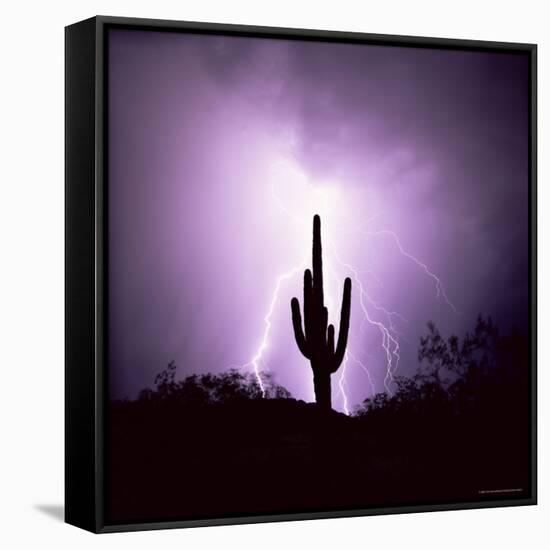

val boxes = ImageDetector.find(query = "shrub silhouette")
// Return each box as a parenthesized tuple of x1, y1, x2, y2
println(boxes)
(138, 364, 291, 405)
(356, 315, 528, 420)
(291, 214, 352, 409)
(107, 316, 530, 524)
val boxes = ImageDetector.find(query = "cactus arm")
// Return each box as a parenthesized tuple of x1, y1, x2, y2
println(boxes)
(332, 277, 352, 371)
(291, 297, 310, 359)
(321, 306, 329, 345)
(327, 324, 335, 357)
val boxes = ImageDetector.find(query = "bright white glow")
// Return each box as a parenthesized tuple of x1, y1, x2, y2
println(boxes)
(268, 160, 346, 231)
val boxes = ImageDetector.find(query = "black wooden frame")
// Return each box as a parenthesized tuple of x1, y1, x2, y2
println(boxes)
(65, 15, 537, 533)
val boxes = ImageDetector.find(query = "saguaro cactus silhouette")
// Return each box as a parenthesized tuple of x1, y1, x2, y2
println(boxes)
(291, 215, 352, 410)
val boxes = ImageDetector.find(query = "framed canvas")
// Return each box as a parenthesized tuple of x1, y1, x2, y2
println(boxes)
(65, 16, 537, 533)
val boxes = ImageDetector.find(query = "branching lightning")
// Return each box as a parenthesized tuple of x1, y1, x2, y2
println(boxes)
(326, 261, 380, 409)
(338, 352, 351, 416)
(329, 244, 401, 394)
(237, 261, 306, 397)
(363, 230, 459, 314)
(348, 350, 376, 396)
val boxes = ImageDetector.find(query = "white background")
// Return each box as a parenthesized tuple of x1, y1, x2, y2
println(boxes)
(0, 1, 547, 547)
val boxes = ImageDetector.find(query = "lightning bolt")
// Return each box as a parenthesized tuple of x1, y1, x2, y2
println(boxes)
(237, 261, 306, 397)
(363, 230, 459, 314)
(328, 226, 461, 396)
(348, 350, 376, 396)
(329, 244, 401, 394)
(326, 261, 379, 410)
(338, 352, 350, 416)
(362, 292, 407, 334)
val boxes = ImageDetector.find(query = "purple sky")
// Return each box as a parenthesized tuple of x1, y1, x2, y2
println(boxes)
(107, 28, 529, 412)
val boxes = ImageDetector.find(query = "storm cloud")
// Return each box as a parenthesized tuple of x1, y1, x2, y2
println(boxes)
(107, 29, 529, 411)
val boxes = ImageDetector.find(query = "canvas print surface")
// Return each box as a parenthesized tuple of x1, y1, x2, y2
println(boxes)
(106, 28, 531, 524)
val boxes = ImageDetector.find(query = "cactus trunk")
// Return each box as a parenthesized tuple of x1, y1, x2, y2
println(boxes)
(313, 371, 332, 409)
(291, 215, 352, 410)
